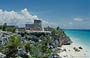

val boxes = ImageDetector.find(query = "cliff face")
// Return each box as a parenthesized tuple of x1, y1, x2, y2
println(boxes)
(44, 27, 72, 47)
(0, 27, 72, 58)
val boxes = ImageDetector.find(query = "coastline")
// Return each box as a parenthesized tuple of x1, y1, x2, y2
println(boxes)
(57, 37, 90, 58)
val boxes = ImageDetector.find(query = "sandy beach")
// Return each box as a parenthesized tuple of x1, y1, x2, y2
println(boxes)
(57, 43, 90, 58)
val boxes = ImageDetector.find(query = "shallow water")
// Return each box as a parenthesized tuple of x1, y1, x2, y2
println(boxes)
(64, 29, 90, 50)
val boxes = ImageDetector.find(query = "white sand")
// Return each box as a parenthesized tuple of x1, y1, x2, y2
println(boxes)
(57, 43, 90, 58)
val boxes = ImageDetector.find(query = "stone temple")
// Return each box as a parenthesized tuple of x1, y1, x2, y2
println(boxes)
(25, 20, 44, 32)
(16, 20, 51, 33)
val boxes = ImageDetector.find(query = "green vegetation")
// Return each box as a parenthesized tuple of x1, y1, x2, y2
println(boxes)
(0, 23, 16, 33)
(7, 26, 16, 33)
(1, 36, 22, 58)
(0, 25, 2, 30)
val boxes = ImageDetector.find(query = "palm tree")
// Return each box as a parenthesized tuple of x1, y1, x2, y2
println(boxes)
(2, 23, 7, 31)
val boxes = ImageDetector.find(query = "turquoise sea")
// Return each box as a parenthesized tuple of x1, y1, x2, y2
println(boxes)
(64, 29, 90, 50)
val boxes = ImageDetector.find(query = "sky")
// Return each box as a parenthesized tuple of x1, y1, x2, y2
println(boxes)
(0, 0, 90, 29)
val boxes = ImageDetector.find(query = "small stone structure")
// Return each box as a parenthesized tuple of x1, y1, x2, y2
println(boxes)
(12, 20, 51, 33)
(25, 20, 44, 31)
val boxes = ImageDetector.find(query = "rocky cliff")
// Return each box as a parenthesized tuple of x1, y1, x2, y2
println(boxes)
(0, 27, 72, 58)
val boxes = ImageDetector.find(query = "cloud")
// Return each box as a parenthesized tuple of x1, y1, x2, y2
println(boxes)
(42, 20, 58, 27)
(0, 8, 46, 27)
(73, 18, 83, 22)
(0, 8, 58, 27)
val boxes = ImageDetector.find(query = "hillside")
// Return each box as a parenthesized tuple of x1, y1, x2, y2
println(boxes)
(0, 26, 72, 58)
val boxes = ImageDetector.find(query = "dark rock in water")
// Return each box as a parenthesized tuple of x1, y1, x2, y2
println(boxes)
(63, 49, 67, 52)
(84, 54, 86, 55)
(79, 46, 83, 49)
(73, 47, 80, 52)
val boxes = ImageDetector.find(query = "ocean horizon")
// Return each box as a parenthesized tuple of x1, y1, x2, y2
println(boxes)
(64, 29, 90, 51)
